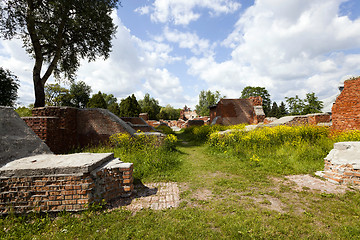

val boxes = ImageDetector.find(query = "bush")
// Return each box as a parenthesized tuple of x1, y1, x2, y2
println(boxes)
(156, 124, 175, 135)
(206, 125, 333, 175)
(99, 132, 180, 179)
(183, 124, 246, 142)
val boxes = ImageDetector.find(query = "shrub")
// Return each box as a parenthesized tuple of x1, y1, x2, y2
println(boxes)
(104, 132, 179, 179)
(183, 124, 246, 142)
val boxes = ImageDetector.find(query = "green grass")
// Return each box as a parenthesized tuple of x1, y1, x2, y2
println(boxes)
(2, 126, 360, 239)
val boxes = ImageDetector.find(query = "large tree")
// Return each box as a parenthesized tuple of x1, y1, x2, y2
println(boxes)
(138, 93, 161, 120)
(240, 86, 271, 115)
(0, 67, 19, 107)
(0, 0, 120, 107)
(195, 90, 222, 116)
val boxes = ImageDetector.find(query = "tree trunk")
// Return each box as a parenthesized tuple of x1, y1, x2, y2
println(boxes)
(33, 77, 45, 107)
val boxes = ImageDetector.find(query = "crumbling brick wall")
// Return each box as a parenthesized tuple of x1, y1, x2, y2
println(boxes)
(332, 77, 360, 131)
(23, 107, 135, 153)
(77, 109, 129, 148)
(0, 162, 133, 213)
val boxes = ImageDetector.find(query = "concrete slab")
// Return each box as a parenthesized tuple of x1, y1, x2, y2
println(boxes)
(0, 107, 52, 167)
(325, 142, 360, 169)
(0, 153, 114, 177)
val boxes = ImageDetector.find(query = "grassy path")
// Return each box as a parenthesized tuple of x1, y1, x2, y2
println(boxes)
(1, 139, 360, 239)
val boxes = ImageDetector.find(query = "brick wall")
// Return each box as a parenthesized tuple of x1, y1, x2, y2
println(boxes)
(322, 160, 360, 185)
(308, 113, 331, 125)
(332, 77, 360, 130)
(249, 96, 263, 106)
(23, 107, 134, 153)
(0, 163, 133, 213)
(77, 109, 129, 148)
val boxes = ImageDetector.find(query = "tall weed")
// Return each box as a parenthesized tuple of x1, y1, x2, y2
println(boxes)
(87, 132, 180, 180)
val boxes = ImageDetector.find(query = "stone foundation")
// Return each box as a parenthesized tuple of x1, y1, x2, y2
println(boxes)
(316, 142, 360, 185)
(0, 153, 133, 214)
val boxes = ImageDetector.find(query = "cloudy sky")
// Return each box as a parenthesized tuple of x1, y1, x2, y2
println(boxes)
(1, 0, 360, 109)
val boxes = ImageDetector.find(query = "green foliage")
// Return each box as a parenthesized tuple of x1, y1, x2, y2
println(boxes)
(87, 91, 107, 109)
(0, 67, 19, 107)
(286, 93, 323, 115)
(15, 106, 33, 117)
(0, 0, 120, 107)
(45, 83, 69, 106)
(278, 101, 287, 117)
(156, 124, 175, 135)
(241, 86, 271, 115)
(119, 94, 141, 117)
(183, 124, 246, 142)
(107, 102, 120, 116)
(303, 92, 323, 114)
(208, 125, 329, 151)
(330, 130, 360, 142)
(163, 134, 178, 151)
(195, 90, 223, 116)
(68, 81, 92, 108)
(138, 93, 161, 120)
(158, 105, 181, 120)
(106, 132, 180, 179)
(268, 101, 288, 118)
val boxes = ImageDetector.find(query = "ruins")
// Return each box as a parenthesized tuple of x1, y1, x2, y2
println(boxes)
(332, 77, 360, 131)
(0, 107, 133, 213)
(22, 106, 157, 153)
(209, 96, 266, 125)
(316, 142, 360, 186)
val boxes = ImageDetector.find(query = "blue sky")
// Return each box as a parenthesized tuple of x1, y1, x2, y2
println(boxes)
(1, 0, 360, 110)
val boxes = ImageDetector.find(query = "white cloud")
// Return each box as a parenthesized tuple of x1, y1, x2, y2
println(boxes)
(0, 11, 187, 107)
(162, 27, 213, 56)
(143, 68, 185, 106)
(136, 0, 241, 25)
(188, 0, 360, 103)
(0, 39, 36, 106)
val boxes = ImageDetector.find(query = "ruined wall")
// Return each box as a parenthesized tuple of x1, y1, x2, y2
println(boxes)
(307, 113, 331, 125)
(332, 77, 360, 131)
(0, 163, 133, 213)
(77, 109, 132, 148)
(249, 96, 263, 106)
(24, 107, 135, 153)
(23, 107, 78, 154)
(317, 142, 360, 186)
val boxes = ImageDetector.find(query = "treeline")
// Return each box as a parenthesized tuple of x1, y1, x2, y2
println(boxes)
(18, 81, 182, 120)
(195, 86, 324, 118)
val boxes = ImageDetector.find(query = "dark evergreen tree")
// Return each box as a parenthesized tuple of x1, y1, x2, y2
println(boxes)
(87, 91, 107, 109)
(119, 94, 141, 117)
(268, 102, 279, 118)
(278, 101, 287, 118)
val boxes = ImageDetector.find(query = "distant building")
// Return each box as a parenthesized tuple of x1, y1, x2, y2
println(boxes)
(180, 105, 198, 120)
(209, 97, 265, 125)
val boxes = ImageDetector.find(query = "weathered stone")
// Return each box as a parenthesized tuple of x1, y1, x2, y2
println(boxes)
(316, 142, 360, 186)
(0, 106, 52, 167)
